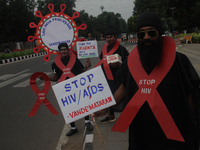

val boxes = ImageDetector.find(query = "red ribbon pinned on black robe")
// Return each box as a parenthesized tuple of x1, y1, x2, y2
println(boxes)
(54, 51, 76, 83)
(112, 36, 184, 142)
(95, 39, 121, 80)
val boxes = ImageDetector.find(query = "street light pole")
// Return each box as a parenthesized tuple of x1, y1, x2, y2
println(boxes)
(100, 6, 104, 13)
(170, 7, 176, 38)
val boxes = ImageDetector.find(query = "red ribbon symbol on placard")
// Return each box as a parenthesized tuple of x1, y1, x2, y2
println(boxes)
(54, 52, 76, 83)
(95, 39, 120, 80)
(112, 37, 184, 142)
(28, 72, 59, 117)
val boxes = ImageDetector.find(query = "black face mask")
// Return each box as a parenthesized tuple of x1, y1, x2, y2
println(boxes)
(137, 37, 163, 74)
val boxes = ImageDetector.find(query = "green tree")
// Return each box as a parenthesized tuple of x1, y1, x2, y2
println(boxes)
(75, 10, 128, 39)
(192, 2, 200, 29)
(96, 11, 128, 37)
(132, 0, 200, 33)
(0, 0, 37, 42)
(127, 16, 138, 33)
(75, 10, 90, 38)
(0, 0, 9, 42)
(36, 0, 76, 17)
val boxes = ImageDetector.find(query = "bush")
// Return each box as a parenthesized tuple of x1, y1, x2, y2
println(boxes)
(191, 33, 200, 43)
(0, 49, 45, 61)
(174, 33, 200, 43)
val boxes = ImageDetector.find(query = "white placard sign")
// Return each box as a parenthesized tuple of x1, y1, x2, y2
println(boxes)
(76, 40, 98, 59)
(52, 66, 116, 124)
(40, 16, 74, 50)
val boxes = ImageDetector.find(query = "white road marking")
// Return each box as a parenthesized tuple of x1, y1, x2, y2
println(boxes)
(13, 72, 53, 88)
(0, 73, 31, 88)
(0, 69, 30, 81)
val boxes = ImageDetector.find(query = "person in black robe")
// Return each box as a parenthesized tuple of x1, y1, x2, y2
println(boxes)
(93, 12, 200, 150)
(40, 43, 93, 136)
(98, 29, 129, 123)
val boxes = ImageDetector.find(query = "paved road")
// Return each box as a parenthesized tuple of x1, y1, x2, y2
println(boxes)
(62, 42, 200, 150)
(0, 53, 65, 150)
(176, 44, 200, 75)
(59, 41, 137, 150)
(2, 41, 197, 150)
(0, 40, 134, 150)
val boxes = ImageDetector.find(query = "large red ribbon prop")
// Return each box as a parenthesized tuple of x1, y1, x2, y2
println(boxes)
(54, 51, 76, 83)
(95, 39, 121, 80)
(112, 36, 184, 142)
(28, 72, 59, 117)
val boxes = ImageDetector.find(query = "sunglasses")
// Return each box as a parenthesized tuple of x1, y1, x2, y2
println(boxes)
(60, 48, 68, 51)
(137, 29, 157, 39)
(105, 35, 114, 39)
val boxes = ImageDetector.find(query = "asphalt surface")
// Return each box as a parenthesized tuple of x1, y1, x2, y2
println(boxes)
(1, 41, 199, 150)
(61, 42, 200, 150)
(56, 41, 136, 150)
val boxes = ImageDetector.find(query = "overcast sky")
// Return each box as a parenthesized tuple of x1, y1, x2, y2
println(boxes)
(74, 0, 134, 22)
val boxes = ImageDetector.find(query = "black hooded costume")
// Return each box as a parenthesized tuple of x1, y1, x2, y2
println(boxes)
(116, 12, 200, 150)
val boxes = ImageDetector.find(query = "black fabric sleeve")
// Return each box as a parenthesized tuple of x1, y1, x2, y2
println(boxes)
(51, 62, 58, 73)
(177, 52, 200, 137)
(75, 58, 84, 74)
(117, 58, 129, 86)
(99, 52, 102, 60)
(118, 45, 129, 61)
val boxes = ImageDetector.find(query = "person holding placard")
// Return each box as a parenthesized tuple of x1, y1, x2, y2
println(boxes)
(93, 12, 200, 150)
(96, 29, 129, 123)
(39, 43, 93, 136)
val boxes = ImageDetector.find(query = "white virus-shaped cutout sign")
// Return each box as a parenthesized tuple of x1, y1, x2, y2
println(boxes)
(28, 3, 87, 61)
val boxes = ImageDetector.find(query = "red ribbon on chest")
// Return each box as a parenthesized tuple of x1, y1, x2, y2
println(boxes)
(111, 36, 184, 142)
(54, 52, 76, 83)
(28, 72, 59, 117)
(95, 39, 121, 80)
